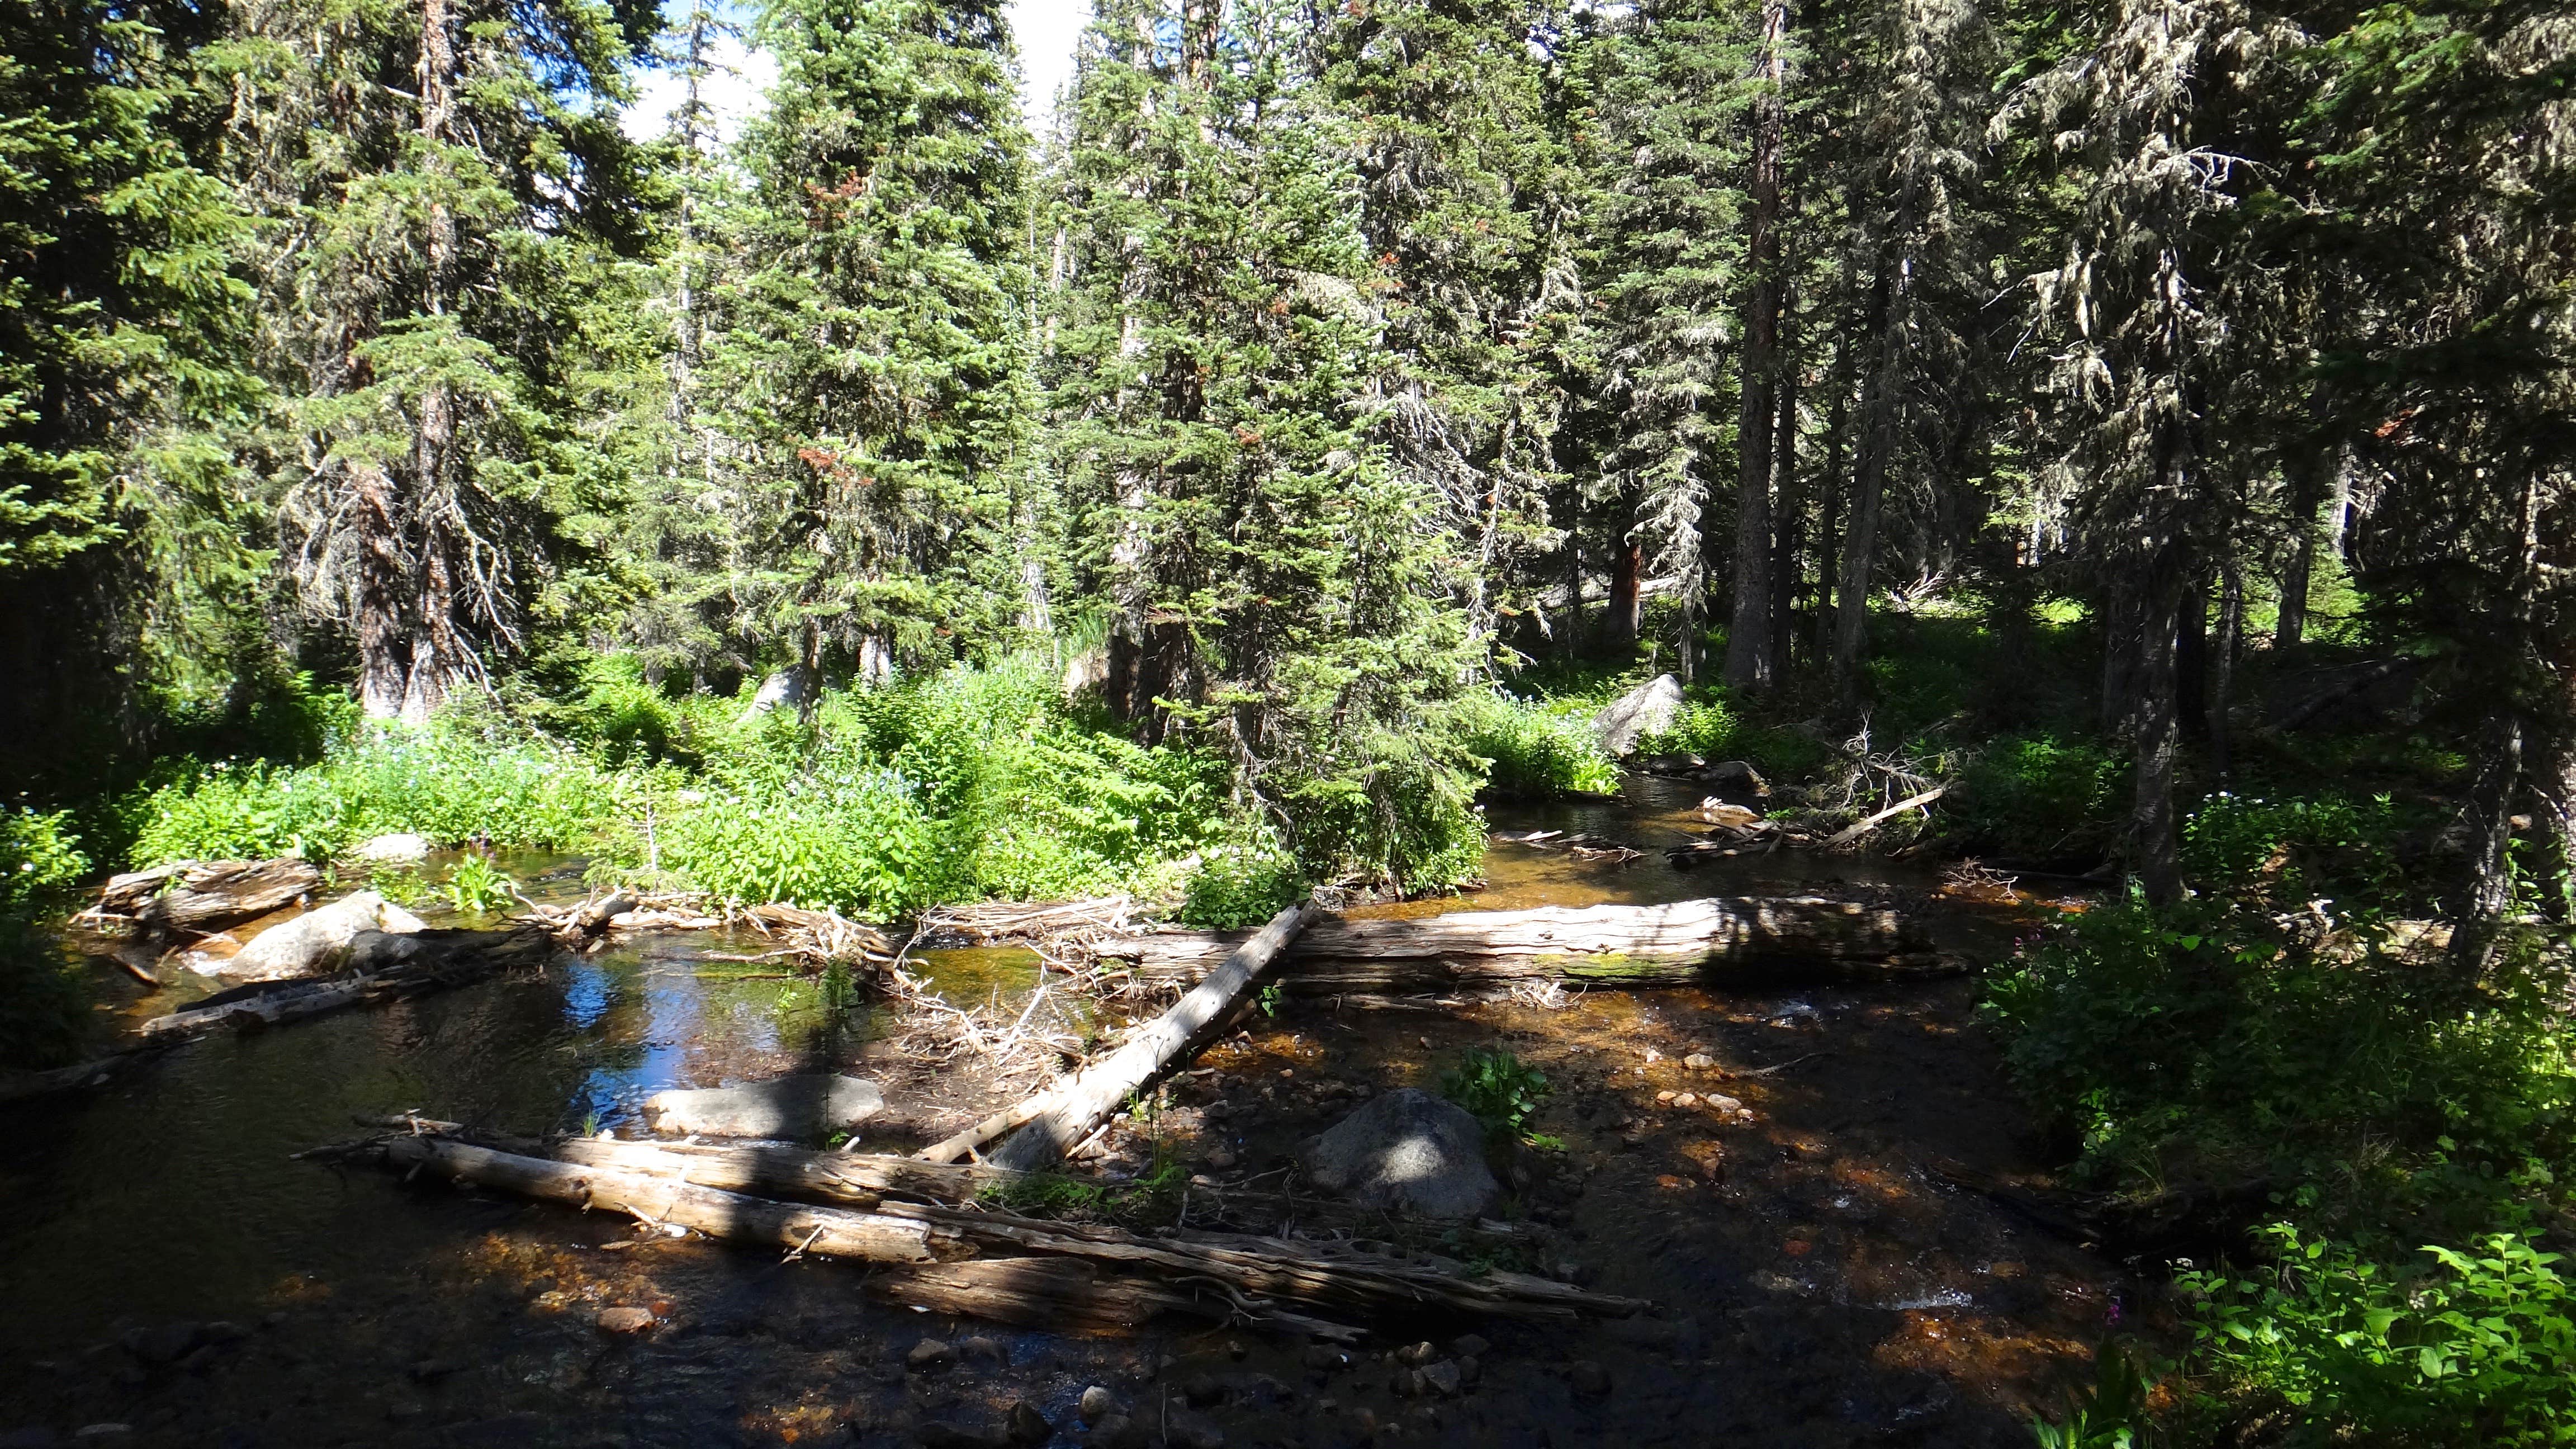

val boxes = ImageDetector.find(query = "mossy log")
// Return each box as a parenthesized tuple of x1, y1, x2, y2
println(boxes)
(1095, 896, 1939, 992)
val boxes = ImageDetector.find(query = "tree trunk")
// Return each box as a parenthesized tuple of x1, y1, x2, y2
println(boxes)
(1768, 305, 1802, 672)
(988, 902, 1310, 1170)
(2208, 556, 2242, 775)
(2274, 526, 2312, 652)
(2128, 560, 2189, 906)
(401, 0, 463, 725)
(353, 463, 410, 719)
(1814, 328, 1850, 661)
(1604, 498, 1642, 656)
(1721, 0, 1788, 692)
(1832, 268, 1896, 709)
(2175, 573, 2209, 741)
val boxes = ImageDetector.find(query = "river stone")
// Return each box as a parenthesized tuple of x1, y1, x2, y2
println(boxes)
(351, 832, 434, 864)
(595, 1306, 655, 1334)
(1300, 1088, 1499, 1219)
(1592, 673, 1684, 756)
(645, 1074, 885, 1139)
(216, 892, 428, 982)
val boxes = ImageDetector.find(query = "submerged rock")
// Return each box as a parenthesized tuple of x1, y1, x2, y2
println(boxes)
(1300, 1087, 1499, 1219)
(646, 1074, 886, 1140)
(214, 891, 428, 982)
(1592, 673, 1685, 757)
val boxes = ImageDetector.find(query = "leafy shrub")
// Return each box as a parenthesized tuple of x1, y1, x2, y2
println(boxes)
(130, 723, 632, 865)
(658, 763, 936, 918)
(1635, 693, 1835, 782)
(1950, 734, 2126, 859)
(2, 808, 89, 908)
(1178, 844, 1306, 929)
(0, 808, 96, 1070)
(443, 855, 519, 915)
(2184, 1227, 2576, 1446)
(2181, 790, 2411, 910)
(1442, 1046, 1551, 1142)
(1452, 689, 1620, 797)
(2030, 1342, 2159, 1449)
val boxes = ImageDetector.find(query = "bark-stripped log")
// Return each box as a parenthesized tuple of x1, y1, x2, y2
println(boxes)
(383, 1135, 943, 1262)
(988, 902, 1311, 1171)
(89, 858, 323, 937)
(1096, 896, 1934, 992)
(864, 1258, 1357, 1339)
(140, 926, 552, 1042)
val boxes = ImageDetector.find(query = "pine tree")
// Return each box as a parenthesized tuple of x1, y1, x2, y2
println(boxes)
(718, 0, 1034, 692)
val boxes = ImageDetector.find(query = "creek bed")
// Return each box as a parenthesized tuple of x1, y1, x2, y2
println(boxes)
(0, 786, 2119, 1448)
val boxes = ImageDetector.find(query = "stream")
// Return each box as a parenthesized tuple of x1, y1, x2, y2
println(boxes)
(0, 776, 2116, 1448)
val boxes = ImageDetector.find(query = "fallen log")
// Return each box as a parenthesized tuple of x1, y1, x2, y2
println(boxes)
(989, 902, 1311, 1171)
(384, 1135, 943, 1262)
(553, 1137, 1531, 1243)
(865, 1258, 1356, 1339)
(140, 925, 553, 1043)
(915, 1092, 1059, 1166)
(1097, 897, 1935, 993)
(1821, 785, 1948, 849)
(86, 858, 323, 937)
(361, 1134, 1639, 1333)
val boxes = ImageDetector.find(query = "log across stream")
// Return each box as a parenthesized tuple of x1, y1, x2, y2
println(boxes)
(1096, 895, 1943, 992)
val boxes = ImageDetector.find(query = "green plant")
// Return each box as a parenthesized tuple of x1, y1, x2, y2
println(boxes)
(1452, 689, 1621, 798)
(2030, 1341, 2158, 1448)
(2183, 1228, 2576, 1446)
(819, 959, 859, 1015)
(444, 854, 519, 915)
(2181, 789, 2412, 910)
(1442, 1046, 1551, 1140)
(1950, 734, 2126, 859)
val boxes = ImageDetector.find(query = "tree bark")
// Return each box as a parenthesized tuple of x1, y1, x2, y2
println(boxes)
(1604, 494, 1642, 657)
(1832, 267, 1895, 709)
(1768, 304, 1802, 672)
(2128, 559, 2189, 906)
(989, 902, 1310, 1170)
(1721, 0, 1789, 692)
(2208, 556, 2242, 775)
(353, 462, 410, 719)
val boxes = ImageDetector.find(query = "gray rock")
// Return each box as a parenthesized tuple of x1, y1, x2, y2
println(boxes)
(1300, 1088, 1499, 1219)
(1567, 1360, 1610, 1396)
(645, 1074, 885, 1140)
(351, 832, 433, 864)
(1418, 1361, 1462, 1397)
(1592, 674, 1685, 757)
(1696, 759, 1770, 798)
(737, 668, 809, 722)
(1005, 1401, 1050, 1447)
(1076, 1385, 1118, 1422)
(1083, 1413, 1138, 1448)
(217, 892, 427, 982)
(121, 1323, 198, 1365)
(906, 1338, 955, 1372)
(594, 1306, 655, 1335)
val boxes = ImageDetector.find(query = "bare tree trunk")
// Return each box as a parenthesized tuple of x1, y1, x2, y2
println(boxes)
(1604, 499, 1642, 656)
(2129, 559, 2188, 906)
(2176, 572, 2209, 740)
(1768, 301, 1802, 672)
(2274, 527, 2312, 651)
(353, 463, 410, 718)
(1814, 326, 1850, 661)
(1832, 268, 1895, 709)
(2208, 555, 2242, 775)
(1721, 0, 1788, 693)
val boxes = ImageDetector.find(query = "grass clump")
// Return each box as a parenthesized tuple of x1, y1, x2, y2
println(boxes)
(1452, 689, 1621, 798)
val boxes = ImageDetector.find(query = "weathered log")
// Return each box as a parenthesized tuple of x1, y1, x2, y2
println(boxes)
(380, 1134, 1642, 1329)
(92, 858, 323, 937)
(1821, 785, 1948, 849)
(989, 902, 1311, 1171)
(914, 1092, 1060, 1166)
(219, 891, 429, 981)
(863, 1257, 1355, 1338)
(383, 1135, 944, 1262)
(1097, 897, 1935, 993)
(139, 925, 552, 1043)
(554, 1137, 1530, 1243)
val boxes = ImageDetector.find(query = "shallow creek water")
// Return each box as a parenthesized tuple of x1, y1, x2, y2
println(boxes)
(0, 779, 2116, 1448)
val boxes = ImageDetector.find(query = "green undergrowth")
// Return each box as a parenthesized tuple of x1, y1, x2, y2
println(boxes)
(1452, 688, 1621, 797)
(1991, 884, 2576, 1444)
(108, 652, 1516, 929)
(1, 807, 98, 1069)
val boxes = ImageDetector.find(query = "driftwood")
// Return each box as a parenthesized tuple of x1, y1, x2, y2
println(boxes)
(988, 902, 1313, 1171)
(1097, 897, 1936, 993)
(1821, 785, 1949, 849)
(86, 858, 323, 937)
(358, 1133, 1641, 1337)
(140, 925, 553, 1043)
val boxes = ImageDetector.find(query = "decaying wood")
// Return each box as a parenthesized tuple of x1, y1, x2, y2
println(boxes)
(1821, 785, 1948, 849)
(523, 889, 637, 944)
(1097, 897, 1935, 993)
(383, 1135, 943, 1262)
(913, 896, 1135, 948)
(352, 1132, 1641, 1335)
(84, 858, 323, 937)
(915, 1092, 1060, 1166)
(990, 902, 1312, 1171)
(740, 903, 896, 964)
(139, 925, 553, 1043)
(863, 1257, 1356, 1338)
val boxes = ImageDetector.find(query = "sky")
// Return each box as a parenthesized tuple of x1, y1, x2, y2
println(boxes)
(621, 0, 1090, 145)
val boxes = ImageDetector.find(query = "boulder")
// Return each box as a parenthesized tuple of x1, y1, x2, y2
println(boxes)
(351, 832, 434, 864)
(1300, 1087, 1499, 1220)
(644, 1073, 886, 1140)
(737, 667, 809, 722)
(1592, 674, 1684, 757)
(214, 892, 428, 982)
(1696, 760, 1769, 799)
